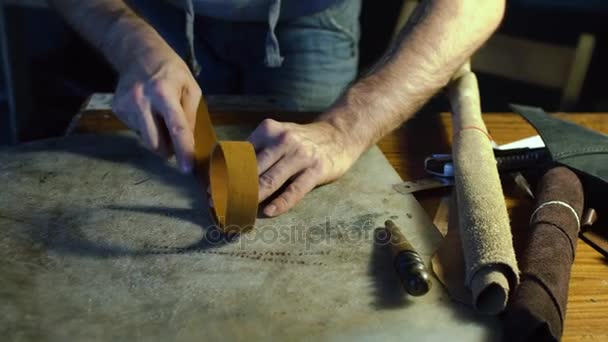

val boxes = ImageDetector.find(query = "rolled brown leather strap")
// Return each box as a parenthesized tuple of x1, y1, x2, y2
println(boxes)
(194, 96, 258, 233)
(504, 166, 584, 342)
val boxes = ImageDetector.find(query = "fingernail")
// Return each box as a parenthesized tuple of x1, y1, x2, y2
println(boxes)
(265, 204, 277, 216)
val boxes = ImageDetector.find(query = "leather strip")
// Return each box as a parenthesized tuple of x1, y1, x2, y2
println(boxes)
(194, 96, 259, 233)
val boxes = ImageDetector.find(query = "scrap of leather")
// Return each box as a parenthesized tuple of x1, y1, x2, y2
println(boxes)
(431, 193, 473, 306)
(194, 96, 258, 233)
(432, 195, 451, 238)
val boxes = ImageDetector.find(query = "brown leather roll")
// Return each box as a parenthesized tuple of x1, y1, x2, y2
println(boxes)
(504, 166, 584, 342)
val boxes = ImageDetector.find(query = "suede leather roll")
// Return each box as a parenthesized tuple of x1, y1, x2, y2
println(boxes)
(504, 167, 584, 342)
(449, 65, 519, 315)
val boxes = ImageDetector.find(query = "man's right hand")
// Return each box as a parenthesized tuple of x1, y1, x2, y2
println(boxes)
(112, 45, 201, 173)
(49, 1, 202, 172)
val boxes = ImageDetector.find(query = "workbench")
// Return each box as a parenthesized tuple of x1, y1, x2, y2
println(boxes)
(69, 108, 607, 341)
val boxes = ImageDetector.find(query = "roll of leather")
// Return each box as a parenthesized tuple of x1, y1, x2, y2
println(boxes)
(194, 96, 259, 233)
(504, 167, 584, 342)
(448, 64, 519, 315)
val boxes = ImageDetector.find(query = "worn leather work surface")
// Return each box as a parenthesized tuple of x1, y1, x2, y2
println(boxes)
(0, 129, 499, 341)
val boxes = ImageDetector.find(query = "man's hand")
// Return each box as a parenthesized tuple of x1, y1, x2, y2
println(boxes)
(248, 119, 364, 217)
(113, 46, 201, 173)
(242, 0, 506, 217)
(49, 0, 201, 173)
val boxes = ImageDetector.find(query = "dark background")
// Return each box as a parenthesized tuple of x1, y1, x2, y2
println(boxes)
(1, 0, 607, 145)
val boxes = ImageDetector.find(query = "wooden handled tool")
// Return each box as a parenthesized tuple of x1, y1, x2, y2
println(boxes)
(385, 220, 431, 296)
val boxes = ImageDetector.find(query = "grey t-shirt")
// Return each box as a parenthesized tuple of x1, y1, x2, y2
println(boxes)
(168, 0, 336, 21)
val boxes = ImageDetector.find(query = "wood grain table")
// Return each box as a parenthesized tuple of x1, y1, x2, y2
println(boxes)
(69, 109, 608, 341)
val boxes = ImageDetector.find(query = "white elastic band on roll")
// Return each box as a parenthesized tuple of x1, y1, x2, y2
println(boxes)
(530, 200, 580, 229)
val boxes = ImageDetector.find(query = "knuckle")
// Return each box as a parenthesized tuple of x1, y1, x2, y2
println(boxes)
(294, 147, 314, 160)
(150, 79, 166, 96)
(278, 130, 297, 145)
(184, 82, 201, 97)
(259, 118, 279, 134)
(128, 89, 143, 106)
(259, 173, 276, 189)
(167, 124, 187, 137)
(192, 85, 202, 98)
(257, 148, 273, 162)
(311, 161, 326, 175)
(286, 182, 302, 196)
(276, 195, 290, 208)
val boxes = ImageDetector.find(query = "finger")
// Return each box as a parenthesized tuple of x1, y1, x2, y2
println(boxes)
(133, 87, 171, 156)
(255, 144, 290, 176)
(137, 101, 162, 155)
(151, 114, 172, 157)
(248, 121, 294, 175)
(181, 83, 201, 132)
(152, 92, 195, 174)
(258, 153, 308, 203)
(264, 169, 319, 217)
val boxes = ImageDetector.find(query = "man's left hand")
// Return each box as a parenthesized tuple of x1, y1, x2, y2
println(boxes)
(247, 119, 363, 217)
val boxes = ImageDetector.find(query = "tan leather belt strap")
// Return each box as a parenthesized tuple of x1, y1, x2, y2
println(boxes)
(194, 97, 258, 233)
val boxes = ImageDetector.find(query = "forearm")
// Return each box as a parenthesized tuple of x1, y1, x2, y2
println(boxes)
(322, 0, 505, 151)
(49, 0, 171, 73)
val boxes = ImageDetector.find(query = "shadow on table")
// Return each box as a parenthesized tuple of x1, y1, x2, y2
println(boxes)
(8, 132, 237, 257)
(398, 112, 451, 180)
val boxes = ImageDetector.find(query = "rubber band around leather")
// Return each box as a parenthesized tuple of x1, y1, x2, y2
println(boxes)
(194, 96, 259, 234)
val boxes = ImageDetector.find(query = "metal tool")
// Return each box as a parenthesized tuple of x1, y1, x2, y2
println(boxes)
(512, 172, 535, 199)
(384, 220, 431, 296)
(393, 177, 454, 195)
(424, 147, 550, 178)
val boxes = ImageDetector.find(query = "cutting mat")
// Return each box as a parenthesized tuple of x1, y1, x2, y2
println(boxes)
(0, 127, 499, 341)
